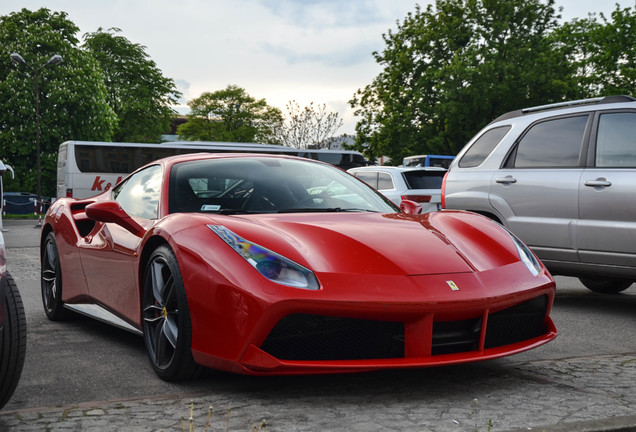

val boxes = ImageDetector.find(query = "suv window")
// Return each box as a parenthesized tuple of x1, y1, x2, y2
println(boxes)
(377, 173, 394, 190)
(509, 115, 588, 168)
(458, 126, 511, 168)
(596, 112, 636, 167)
(403, 171, 444, 189)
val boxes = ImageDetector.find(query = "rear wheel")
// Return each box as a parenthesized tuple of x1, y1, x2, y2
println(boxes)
(579, 277, 633, 294)
(0, 272, 27, 409)
(41, 232, 71, 320)
(142, 246, 202, 381)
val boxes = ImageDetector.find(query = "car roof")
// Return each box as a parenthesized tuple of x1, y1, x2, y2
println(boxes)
(349, 166, 446, 173)
(490, 95, 636, 124)
(155, 151, 323, 167)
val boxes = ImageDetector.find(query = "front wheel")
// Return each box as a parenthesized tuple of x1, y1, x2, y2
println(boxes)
(142, 245, 202, 381)
(579, 277, 633, 294)
(0, 272, 27, 409)
(41, 232, 71, 320)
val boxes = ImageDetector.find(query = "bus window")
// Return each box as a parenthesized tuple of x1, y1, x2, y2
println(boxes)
(57, 141, 371, 199)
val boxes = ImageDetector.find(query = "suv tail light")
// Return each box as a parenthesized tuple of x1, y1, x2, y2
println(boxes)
(441, 171, 449, 209)
(401, 195, 432, 203)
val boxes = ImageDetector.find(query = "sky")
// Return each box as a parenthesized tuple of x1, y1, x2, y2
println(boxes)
(2, 0, 634, 135)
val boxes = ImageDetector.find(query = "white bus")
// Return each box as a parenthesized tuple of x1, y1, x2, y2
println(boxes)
(57, 140, 369, 199)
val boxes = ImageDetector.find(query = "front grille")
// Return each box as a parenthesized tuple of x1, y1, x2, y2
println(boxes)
(432, 318, 481, 355)
(260, 314, 404, 360)
(259, 295, 549, 362)
(485, 295, 548, 348)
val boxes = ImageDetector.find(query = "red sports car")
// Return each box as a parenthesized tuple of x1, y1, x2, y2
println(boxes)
(41, 153, 556, 381)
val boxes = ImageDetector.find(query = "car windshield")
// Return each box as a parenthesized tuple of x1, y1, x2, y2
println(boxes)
(169, 157, 398, 214)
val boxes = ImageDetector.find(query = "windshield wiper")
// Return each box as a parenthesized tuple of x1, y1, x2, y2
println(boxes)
(277, 208, 377, 213)
(200, 208, 261, 215)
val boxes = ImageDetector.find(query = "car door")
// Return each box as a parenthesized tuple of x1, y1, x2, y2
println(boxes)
(489, 114, 590, 263)
(578, 111, 636, 268)
(79, 164, 162, 324)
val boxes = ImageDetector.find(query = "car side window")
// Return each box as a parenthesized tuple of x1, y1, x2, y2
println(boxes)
(377, 173, 394, 190)
(509, 116, 588, 168)
(458, 126, 511, 168)
(112, 164, 162, 219)
(355, 171, 378, 189)
(595, 112, 636, 167)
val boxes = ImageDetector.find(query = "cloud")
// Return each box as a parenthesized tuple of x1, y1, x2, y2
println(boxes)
(174, 79, 191, 105)
(260, 40, 379, 67)
(257, 0, 388, 28)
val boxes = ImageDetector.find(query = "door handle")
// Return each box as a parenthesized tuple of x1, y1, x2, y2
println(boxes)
(584, 179, 612, 188)
(495, 175, 517, 184)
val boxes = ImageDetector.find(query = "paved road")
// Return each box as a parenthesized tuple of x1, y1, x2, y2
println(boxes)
(0, 219, 635, 431)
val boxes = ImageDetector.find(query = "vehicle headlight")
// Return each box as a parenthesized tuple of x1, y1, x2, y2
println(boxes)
(208, 225, 320, 290)
(503, 227, 541, 277)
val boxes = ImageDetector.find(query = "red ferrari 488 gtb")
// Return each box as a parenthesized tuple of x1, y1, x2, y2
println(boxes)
(41, 153, 556, 381)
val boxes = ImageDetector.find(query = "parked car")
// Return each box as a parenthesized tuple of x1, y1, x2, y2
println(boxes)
(0, 232, 26, 409)
(348, 166, 446, 212)
(443, 95, 636, 294)
(41, 153, 556, 381)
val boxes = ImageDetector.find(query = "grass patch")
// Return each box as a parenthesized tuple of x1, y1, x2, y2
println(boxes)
(181, 401, 267, 432)
(2, 214, 40, 220)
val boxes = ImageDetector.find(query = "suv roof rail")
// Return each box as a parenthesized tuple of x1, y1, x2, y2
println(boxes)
(492, 95, 636, 123)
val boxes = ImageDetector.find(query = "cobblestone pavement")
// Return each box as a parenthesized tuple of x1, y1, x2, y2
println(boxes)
(0, 350, 634, 431)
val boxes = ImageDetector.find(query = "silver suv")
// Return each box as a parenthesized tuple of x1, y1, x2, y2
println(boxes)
(443, 95, 636, 294)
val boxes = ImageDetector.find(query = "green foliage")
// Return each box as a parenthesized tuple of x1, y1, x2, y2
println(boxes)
(83, 27, 182, 143)
(0, 8, 116, 197)
(178, 85, 283, 143)
(350, 0, 576, 163)
(554, 4, 636, 97)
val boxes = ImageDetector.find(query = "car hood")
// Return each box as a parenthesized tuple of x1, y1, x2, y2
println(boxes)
(202, 211, 519, 276)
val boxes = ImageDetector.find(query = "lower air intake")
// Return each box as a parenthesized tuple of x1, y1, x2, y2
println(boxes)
(260, 314, 404, 361)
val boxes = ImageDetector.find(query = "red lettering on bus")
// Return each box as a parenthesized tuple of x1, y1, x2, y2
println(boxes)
(91, 176, 105, 191)
(91, 176, 123, 192)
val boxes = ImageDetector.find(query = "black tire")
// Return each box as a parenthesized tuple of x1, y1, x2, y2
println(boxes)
(41, 232, 71, 320)
(579, 277, 633, 294)
(0, 272, 27, 409)
(142, 245, 202, 381)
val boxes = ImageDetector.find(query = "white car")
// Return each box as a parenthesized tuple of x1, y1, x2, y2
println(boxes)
(348, 166, 446, 213)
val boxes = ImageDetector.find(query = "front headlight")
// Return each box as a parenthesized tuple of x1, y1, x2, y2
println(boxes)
(503, 227, 541, 277)
(208, 225, 320, 290)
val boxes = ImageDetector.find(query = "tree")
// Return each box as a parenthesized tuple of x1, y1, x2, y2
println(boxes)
(272, 100, 343, 149)
(178, 85, 283, 143)
(83, 28, 182, 143)
(554, 4, 636, 97)
(350, 0, 575, 164)
(0, 8, 116, 197)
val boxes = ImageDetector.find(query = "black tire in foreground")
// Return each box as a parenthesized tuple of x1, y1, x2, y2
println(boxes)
(0, 272, 27, 409)
(142, 245, 203, 381)
(579, 277, 633, 294)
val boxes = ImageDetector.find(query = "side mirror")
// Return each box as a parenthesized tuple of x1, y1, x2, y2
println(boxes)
(400, 199, 423, 215)
(85, 200, 146, 237)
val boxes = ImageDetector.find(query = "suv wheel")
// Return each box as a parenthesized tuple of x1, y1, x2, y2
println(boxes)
(578, 277, 633, 294)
